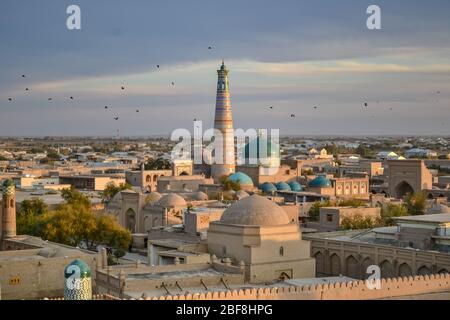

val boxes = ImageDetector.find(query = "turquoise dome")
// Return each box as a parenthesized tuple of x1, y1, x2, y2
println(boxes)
(275, 182, 291, 191)
(309, 175, 332, 188)
(260, 182, 277, 194)
(244, 137, 280, 166)
(288, 181, 303, 192)
(64, 259, 91, 279)
(228, 172, 254, 186)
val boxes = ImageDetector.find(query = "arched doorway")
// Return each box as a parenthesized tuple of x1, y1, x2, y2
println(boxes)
(395, 181, 414, 199)
(380, 260, 395, 278)
(330, 254, 341, 276)
(278, 272, 291, 281)
(438, 269, 449, 274)
(125, 208, 136, 233)
(180, 171, 189, 176)
(417, 265, 432, 276)
(345, 256, 359, 278)
(398, 263, 413, 277)
(314, 252, 325, 275)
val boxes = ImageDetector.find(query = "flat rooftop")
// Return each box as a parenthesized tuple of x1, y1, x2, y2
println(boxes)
(394, 213, 450, 224)
(126, 268, 224, 281)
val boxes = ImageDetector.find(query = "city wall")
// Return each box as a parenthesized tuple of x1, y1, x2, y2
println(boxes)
(139, 273, 450, 300)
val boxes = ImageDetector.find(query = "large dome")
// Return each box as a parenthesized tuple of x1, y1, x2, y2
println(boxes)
(228, 172, 254, 187)
(219, 194, 290, 226)
(145, 192, 162, 203)
(309, 175, 332, 188)
(157, 193, 187, 208)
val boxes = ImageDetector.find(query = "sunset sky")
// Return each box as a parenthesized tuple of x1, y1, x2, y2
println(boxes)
(0, 0, 449, 136)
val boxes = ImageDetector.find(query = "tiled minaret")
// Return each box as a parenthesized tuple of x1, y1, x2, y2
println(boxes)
(211, 60, 236, 182)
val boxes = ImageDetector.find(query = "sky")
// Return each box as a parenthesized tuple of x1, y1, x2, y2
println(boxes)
(0, 0, 449, 136)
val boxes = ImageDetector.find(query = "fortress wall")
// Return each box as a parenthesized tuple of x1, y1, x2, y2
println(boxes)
(140, 273, 450, 300)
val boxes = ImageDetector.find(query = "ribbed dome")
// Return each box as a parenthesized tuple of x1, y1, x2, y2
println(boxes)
(219, 194, 290, 226)
(260, 182, 277, 194)
(228, 172, 254, 186)
(275, 182, 291, 191)
(145, 192, 162, 203)
(192, 191, 208, 201)
(309, 175, 332, 188)
(157, 193, 187, 207)
(288, 181, 304, 192)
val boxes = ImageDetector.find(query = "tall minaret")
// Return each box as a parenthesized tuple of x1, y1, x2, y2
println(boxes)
(211, 60, 235, 182)
(2, 179, 16, 242)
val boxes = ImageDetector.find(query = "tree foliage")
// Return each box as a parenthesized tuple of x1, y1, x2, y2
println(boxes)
(144, 158, 171, 170)
(308, 200, 332, 222)
(404, 192, 427, 215)
(340, 214, 378, 230)
(380, 203, 408, 226)
(17, 188, 131, 252)
(101, 182, 132, 203)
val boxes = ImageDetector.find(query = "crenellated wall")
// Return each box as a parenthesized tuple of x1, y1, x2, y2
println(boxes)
(133, 273, 450, 300)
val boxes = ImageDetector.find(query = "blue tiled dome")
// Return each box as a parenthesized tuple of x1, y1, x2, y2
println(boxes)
(260, 182, 277, 194)
(275, 182, 292, 191)
(288, 181, 304, 192)
(228, 172, 254, 186)
(64, 259, 91, 279)
(309, 175, 332, 188)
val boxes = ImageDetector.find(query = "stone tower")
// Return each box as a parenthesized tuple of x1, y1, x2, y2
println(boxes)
(211, 60, 236, 182)
(1, 179, 16, 242)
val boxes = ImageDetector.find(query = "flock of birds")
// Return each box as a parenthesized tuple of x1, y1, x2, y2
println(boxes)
(3, 46, 446, 130)
(5, 64, 182, 131)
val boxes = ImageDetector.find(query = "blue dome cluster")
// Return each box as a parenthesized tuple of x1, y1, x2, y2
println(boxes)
(275, 182, 291, 191)
(288, 181, 304, 192)
(260, 182, 277, 194)
(228, 172, 254, 186)
(309, 175, 332, 188)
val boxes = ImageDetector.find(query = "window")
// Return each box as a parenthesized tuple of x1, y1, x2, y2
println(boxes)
(279, 247, 284, 256)
(326, 214, 333, 222)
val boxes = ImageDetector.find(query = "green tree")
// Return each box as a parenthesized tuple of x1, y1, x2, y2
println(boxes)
(308, 200, 333, 222)
(17, 199, 48, 235)
(340, 214, 378, 230)
(404, 192, 427, 215)
(101, 182, 132, 203)
(25, 188, 132, 252)
(338, 198, 367, 207)
(380, 204, 408, 226)
(61, 187, 91, 207)
(144, 158, 171, 170)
